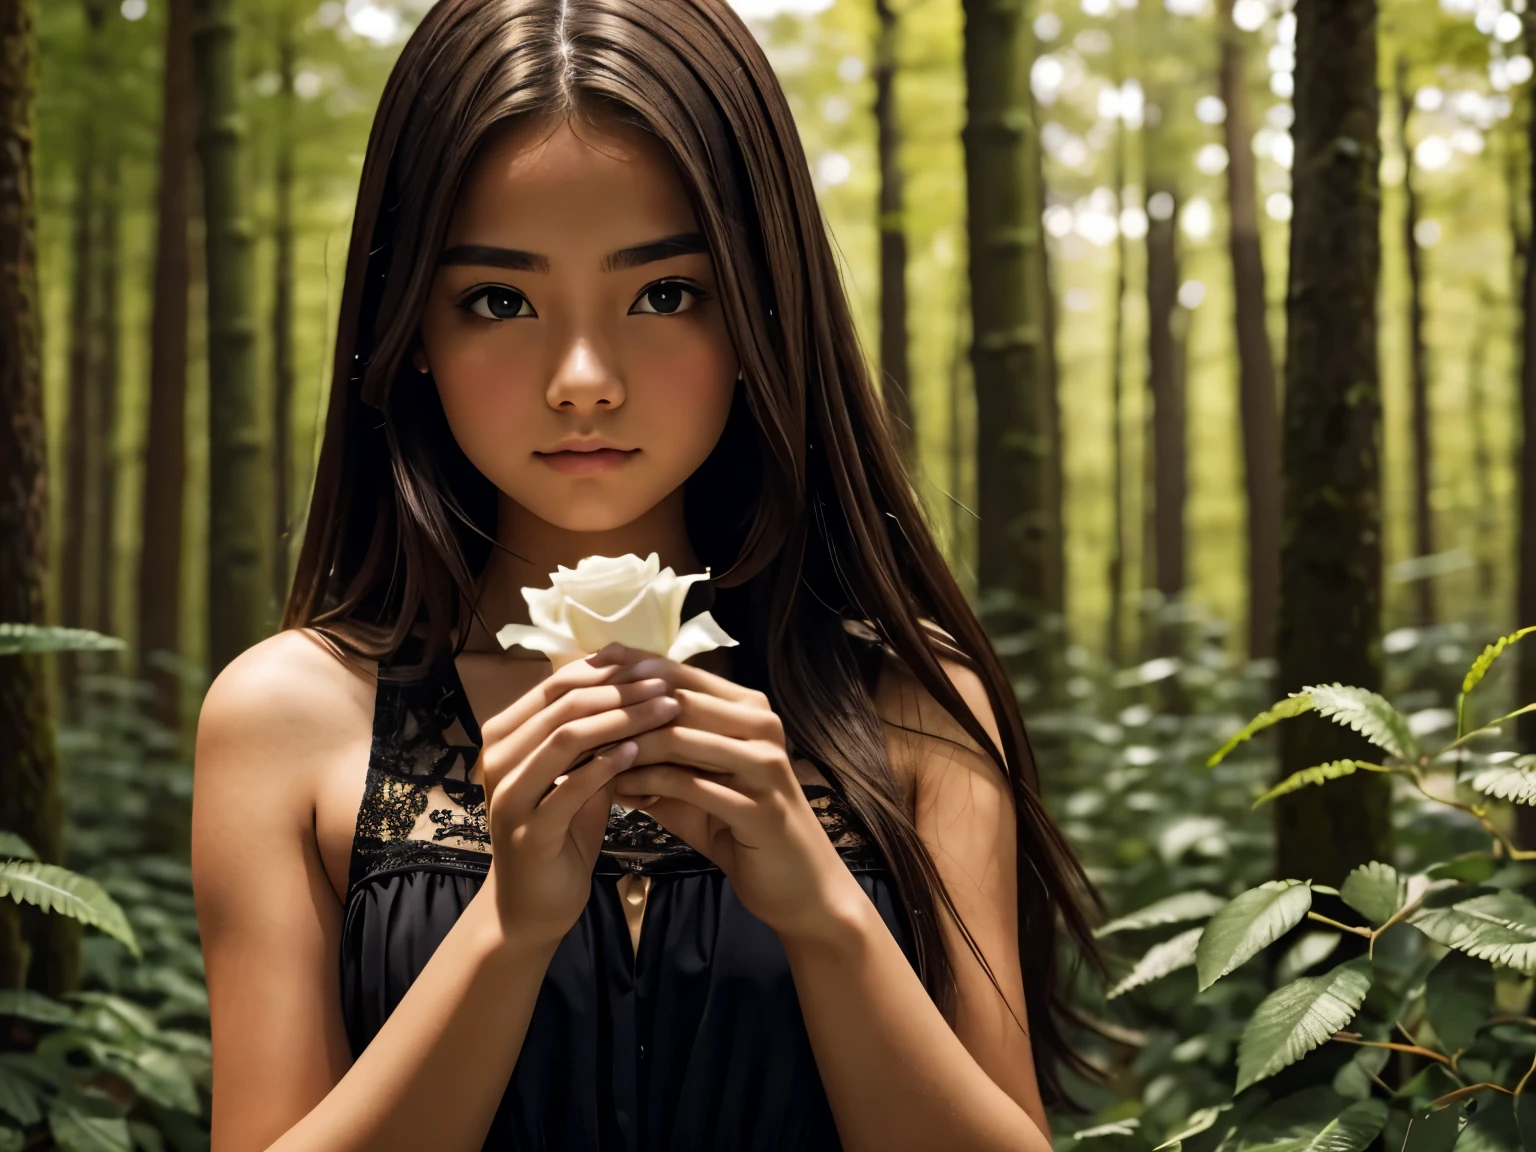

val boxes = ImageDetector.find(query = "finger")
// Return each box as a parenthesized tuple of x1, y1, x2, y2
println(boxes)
(481, 647, 673, 744)
(624, 727, 782, 793)
(669, 688, 784, 744)
(528, 740, 639, 831)
(484, 678, 674, 779)
(493, 695, 682, 822)
(612, 764, 758, 828)
(595, 647, 764, 706)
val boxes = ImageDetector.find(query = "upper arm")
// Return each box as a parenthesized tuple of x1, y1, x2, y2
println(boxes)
(192, 628, 374, 1152)
(870, 648, 1049, 1139)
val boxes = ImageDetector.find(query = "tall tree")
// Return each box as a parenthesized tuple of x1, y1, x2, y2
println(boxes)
(93, 141, 122, 648)
(1145, 178, 1186, 622)
(1107, 122, 1129, 665)
(137, 0, 195, 735)
(0, 0, 81, 994)
(1395, 55, 1435, 626)
(1217, 0, 1280, 661)
(1519, 12, 1536, 766)
(272, 6, 298, 615)
(874, 0, 914, 464)
(962, 0, 1055, 644)
(1274, 0, 1390, 886)
(194, 0, 268, 677)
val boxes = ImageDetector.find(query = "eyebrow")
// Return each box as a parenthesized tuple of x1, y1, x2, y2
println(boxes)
(437, 231, 709, 273)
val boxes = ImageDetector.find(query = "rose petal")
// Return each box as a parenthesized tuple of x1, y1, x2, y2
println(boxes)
(566, 586, 672, 654)
(495, 623, 581, 662)
(667, 611, 739, 664)
(522, 584, 572, 636)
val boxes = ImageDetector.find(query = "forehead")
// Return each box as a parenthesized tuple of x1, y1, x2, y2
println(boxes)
(447, 113, 699, 247)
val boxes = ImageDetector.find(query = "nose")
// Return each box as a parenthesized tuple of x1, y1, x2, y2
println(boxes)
(545, 341, 625, 415)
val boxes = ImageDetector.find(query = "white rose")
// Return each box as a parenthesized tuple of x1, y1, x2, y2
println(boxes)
(495, 552, 738, 671)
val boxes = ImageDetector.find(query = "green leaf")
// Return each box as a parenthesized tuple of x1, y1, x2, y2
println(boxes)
(47, 1089, 132, 1152)
(0, 862, 139, 958)
(0, 988, 73, 1026)
(1454, 1094, 1520, 1152)
(0, 836, 36, 862)
(1275, 932, 1343, 985)
(1253, 761, 1388, 809)
(1424, 950, 1494, 1053)
(1208, 695, 1315, 767)
(1339, 861, 1405, 927)
(1155, 1105, 1232, 1151)
(1096, 891, 1228, 937)
(1410, 890, 1536, 973)
(0, 623, 125, 656)
(1463, 757, 1536, 804)
(108, 1049, 199, 1115)
(1196, 880, 1314, 991)
(1304, 683, 1421, 762)
(127, 1120, 166, 1152)
(1108, 926, 1203, 999)
(1428, 855, 1502, 883)
(0, 1063, 42, 1127)
(1462, 627, 1536, 697)
(1234, 957, 1373, 1092)
(0, 1126, 22, 1152)
(1073, 1119, 1143, 1140)
(1403, 1105, 1465, 1152)
(1241, 1099, 1389, 1152)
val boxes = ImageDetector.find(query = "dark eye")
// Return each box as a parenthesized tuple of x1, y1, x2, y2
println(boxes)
(465, 287, 532, 320)
(631, 281, 703, 316)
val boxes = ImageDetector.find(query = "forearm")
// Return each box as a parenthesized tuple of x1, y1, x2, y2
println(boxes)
(780, 886, 1051, 1152)
(263, 871, 556, 1152)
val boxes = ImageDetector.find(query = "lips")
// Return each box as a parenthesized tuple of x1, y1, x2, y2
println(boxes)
(535, 447, 639, 475)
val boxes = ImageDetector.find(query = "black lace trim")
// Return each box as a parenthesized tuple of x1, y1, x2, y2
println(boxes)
(346, 636, 883, 896)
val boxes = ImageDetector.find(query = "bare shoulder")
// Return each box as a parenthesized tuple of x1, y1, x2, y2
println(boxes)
(866, 621, 1006, 776)
(195, 627, 376, 777)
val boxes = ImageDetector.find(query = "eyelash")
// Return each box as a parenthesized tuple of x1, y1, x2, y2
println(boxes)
(457, 279, 709, 321)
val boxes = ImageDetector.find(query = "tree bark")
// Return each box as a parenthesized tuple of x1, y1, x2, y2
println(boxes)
(137, 0, 193, 738)
(1146, 183, 1187, 613)
(93, 142, 121, 650)
(193, 0, 268, 678)
(272, 10, 297, 618)
(1396, 57, 1435, 626)
(1107, 129, 1128, 666)
(874, 0, 914, 466)
(1519, 17, 1536, 767)
(962, 0, 1054, 643)
(0, 0, 81, 995)
(1274, 0, 1390, 887)
(1467, 296, 1494, 604)
(1218, 0, 1281, 662)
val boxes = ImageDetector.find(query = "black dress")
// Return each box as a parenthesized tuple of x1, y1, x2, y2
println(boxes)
(339, 635, 919, 1151)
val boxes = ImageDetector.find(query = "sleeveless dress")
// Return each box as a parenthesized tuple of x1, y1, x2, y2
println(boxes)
(339, 634, 919, 1151)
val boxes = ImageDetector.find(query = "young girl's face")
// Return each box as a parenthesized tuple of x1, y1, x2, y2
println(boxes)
(417, 112, 739, 535)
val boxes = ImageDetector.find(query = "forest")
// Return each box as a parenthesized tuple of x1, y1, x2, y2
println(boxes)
(2, 0, 1536, 1147)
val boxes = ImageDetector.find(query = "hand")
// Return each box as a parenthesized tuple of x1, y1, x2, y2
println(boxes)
(477, 646, 681, 947)
(600, 648, 866, 943)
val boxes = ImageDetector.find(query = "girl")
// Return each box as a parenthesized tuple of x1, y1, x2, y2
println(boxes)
(190, 1, 1102, 1149)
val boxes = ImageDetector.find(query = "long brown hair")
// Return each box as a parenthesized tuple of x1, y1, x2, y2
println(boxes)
(284, 0, 1104, 1107)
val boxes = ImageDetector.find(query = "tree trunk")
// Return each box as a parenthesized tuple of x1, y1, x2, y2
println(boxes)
(1275, 0, 1390, 887)
(962, 0, 1053, 644)
(1218, 0, 1281, 662)
(137, 0, 193, 737)
(1146, 182, 1187, 616)
(93, 143, 121, 651)
(193, 0, 268, 678)
(1107, 128, 1128, 666)
(272, 11, 297, 619)
(0, 0, 81, 995)
(1396, 57, 1435, 627)
(1467, 295, 1494, 604)
(1519, 16, 1536, 769)
(874, 0, 914, 465)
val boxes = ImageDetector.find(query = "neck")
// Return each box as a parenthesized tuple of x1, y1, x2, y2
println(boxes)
(459, 487, 700, 653)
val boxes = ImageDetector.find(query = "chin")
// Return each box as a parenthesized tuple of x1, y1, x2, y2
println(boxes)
(522, 498, 663, 535)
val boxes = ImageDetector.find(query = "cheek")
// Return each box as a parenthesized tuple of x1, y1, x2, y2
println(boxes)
(637, 343, 736, 461)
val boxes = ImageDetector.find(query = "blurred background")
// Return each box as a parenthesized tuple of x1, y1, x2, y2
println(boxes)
(3, 0, 1536, 1147)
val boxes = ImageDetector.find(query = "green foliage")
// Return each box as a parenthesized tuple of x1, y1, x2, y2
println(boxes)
(1338, 862, 1405, 927)
(1409, 890, 1536, 972)
(1461, 756, 1536, 804)
(1252, 761, 1389, 810)
(1196, 881, 1314, 991)
(0, 624, 125, 656)
(1303, 684, 1422, 763)
(1459, 626, 1536, 703)
(1207, 694, 1315, 768)
(1234, 958, 1373, 1092)
(0, 862, 138, 958)
(1109, 927, 1205, 1000)
(1097, 891, 1230, 936)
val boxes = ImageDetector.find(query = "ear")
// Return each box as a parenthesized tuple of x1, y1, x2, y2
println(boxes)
(411, 347, 430, 375)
